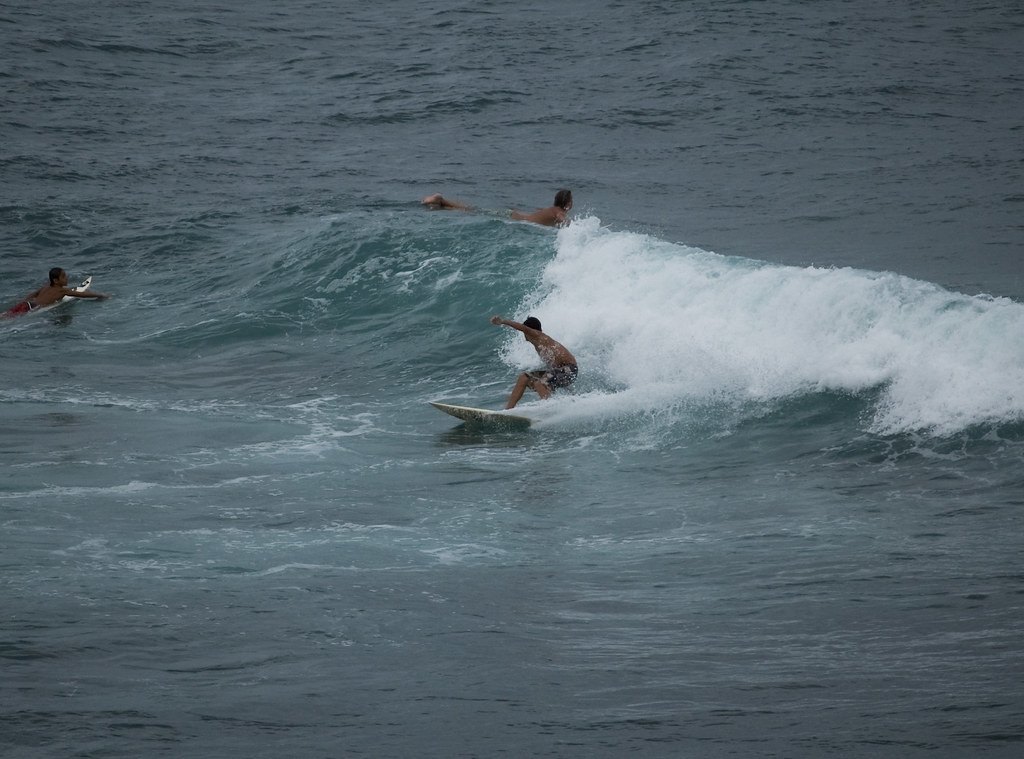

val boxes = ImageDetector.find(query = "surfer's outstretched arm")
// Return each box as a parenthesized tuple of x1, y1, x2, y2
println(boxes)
(62, 288, 109, 300)
(491, 315, 521, 330)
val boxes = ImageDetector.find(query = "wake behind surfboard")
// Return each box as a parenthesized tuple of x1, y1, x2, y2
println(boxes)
(430, 401, 532, 429)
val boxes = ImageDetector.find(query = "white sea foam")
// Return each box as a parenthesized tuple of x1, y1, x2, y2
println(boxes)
(503, 217, 1024, 436)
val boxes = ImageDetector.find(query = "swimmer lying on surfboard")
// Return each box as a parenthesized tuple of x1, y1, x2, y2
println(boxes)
(2, 267, 109, 318)
(422, 189, 573, 227)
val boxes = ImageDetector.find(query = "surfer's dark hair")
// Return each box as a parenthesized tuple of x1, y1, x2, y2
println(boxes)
(524, 316, 542, 331)
(49, 267, 63, 284)
(554, 189, 572, 210)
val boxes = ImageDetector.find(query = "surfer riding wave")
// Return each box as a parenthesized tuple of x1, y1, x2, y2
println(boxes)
(490, 315, 578, 408)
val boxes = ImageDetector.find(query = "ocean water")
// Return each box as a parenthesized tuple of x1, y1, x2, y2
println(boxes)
(2, 1, 1023, 757)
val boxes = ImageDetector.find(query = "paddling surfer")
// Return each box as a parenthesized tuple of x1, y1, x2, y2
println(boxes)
(422, 189, 573, 227)
(2, 267, 109, 318)
(490, 315, 578, 408)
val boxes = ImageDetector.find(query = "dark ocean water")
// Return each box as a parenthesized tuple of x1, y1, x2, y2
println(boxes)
(2, 2, 1023, 757)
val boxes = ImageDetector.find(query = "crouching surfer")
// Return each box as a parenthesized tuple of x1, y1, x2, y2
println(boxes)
(490, 315, 578, 408)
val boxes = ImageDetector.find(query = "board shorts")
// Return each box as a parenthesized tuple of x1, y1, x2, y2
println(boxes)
(528, 363, 578, 391)
(3, 300, 35, 318)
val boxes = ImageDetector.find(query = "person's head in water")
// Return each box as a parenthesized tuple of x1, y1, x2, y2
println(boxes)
(49, 267, 64, 285)
(553, 190, 572, 211)
(524, 316, 542, 331)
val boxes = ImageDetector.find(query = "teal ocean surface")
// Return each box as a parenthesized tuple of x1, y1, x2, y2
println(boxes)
(3, 2, 1023, 757)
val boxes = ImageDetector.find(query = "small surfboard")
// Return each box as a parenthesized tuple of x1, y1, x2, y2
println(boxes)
(430, 401, 532, 429)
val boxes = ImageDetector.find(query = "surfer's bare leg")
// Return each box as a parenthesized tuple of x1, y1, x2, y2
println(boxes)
(421, 193, 472, 211)
(505, 375, 528, 408)
(506, 372, 550, 408)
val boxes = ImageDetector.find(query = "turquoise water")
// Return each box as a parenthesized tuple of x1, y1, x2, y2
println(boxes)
(3, 2, 1023, 757)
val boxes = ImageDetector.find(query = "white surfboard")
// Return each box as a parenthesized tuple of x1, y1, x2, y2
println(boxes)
(66, 276, 92, 299)
(430, 401, 532, 429)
